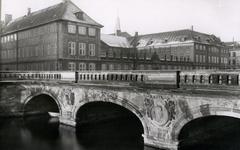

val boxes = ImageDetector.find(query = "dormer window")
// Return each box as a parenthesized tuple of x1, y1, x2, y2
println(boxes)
(75, 11, 84, 20)
(182, 37, 187, 41)
(147, 40, 154, 45)
(194, 36, 201, 41)
(164, 38, 168, 43)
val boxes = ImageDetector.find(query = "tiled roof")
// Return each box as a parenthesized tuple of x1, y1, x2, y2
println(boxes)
(3, 1, 103, 34)
(101, 34, 131, 48)
(129, 29, 224, 49)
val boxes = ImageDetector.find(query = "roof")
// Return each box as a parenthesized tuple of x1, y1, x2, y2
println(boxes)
(225, 41, 240, 47)
(128, 29, 224, 49)
(110, 32, 132, 38)
(101, 34, 131, 48)
(3, 1, 103, 34)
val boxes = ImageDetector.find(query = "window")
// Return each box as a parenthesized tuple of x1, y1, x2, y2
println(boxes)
(196, 55, 199, 62)
(195, 44, 199, 50)
(101, 64, 107, 70)
(89, 44, 96, 56)
(68, 42, 76, 55)
(79, 43, 86, 56)
(89, 63, 96, 71)
(88, 28, 96, 36)
(203, 45, 206, 50)
(233, 52, 236, 57)
(79, 63, 86, 71)
(78, 26, 86, 35)
(68, 62, 76, 71)
(68, 24, 76, 33)
(203, 56, 206, 63)
(109, 64, 114, 70)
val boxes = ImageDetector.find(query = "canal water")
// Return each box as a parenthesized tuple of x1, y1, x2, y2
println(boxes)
(0, 116, 146, 150)
(2, 115, 240, 150)
(178, 116, 240, 150)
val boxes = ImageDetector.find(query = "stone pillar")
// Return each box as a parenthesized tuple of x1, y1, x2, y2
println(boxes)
(143, 134, 178, 150)
(59, 111, 76, 127)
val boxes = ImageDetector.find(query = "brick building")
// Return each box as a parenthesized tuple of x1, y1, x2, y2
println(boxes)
(225, 41, 240, 69)
(133, 29, 230, 70)
(0, 0, 103, 71)
(0, 1, 230, 71)
(100, 29, 230, 70)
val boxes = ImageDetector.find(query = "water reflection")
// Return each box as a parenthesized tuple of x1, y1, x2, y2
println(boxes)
(76, 118, 144, 150)
(178, 116, 240, 150)
(0, 116, 144, 150)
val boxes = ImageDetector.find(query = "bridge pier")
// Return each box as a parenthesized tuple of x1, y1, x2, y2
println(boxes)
(59, 111, 76, 127)
(144, 135, 178, 150)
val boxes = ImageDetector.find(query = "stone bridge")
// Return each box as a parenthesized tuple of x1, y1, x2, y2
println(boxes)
(1, 72, 240, 150)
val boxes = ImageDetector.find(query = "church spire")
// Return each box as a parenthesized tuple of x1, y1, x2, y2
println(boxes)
(115, 13, 121, 36)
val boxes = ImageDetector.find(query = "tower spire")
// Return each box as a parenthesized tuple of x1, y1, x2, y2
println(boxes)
(115, 12, 121, 36)
(0, 0, 2, 33)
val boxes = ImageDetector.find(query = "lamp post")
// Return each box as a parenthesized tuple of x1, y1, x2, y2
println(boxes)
(132, 32, 138, 70)
(0, 0, 2, 71)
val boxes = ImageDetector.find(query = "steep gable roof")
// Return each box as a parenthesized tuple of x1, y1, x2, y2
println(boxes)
(3, 1, 103, 34)
(101, 34, 131, 48)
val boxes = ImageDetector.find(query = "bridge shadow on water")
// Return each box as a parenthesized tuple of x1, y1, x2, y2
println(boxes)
(178, 116, 240, 150)
(0, 114, 145, 150)
(76, 117, 144, 150)
(75, 102, 145, 150)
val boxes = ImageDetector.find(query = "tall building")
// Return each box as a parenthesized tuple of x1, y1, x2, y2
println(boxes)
(0, 0, 103, 71)
(225, 41, 240, 69)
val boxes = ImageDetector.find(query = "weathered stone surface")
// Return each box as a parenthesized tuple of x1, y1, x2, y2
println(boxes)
(1, 81, 240, 150)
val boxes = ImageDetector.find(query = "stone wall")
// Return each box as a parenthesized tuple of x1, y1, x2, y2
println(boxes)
(1, 81, 240, 150)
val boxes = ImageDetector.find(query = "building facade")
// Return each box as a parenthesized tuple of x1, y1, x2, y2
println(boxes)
(0, 1, 231, 71)
(100, 29, 230, 71)
(0, 1, 103, 71)
(132, 29, 230, 70)
(100, 34, 136, 70)
(226, 41, 240, 69)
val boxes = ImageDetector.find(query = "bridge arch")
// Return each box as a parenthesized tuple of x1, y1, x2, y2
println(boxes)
(23, 92, 62, 116)
(73, 99, 148, 137)
(172, 106, 240, 142)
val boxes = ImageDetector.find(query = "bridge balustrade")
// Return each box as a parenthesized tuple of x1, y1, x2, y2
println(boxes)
(180, 71, 239, 86)
(0, 71, 62, 81)
(77, 72, 144, 83)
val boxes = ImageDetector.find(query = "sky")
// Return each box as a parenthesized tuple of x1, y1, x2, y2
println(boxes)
(2, 0, 240, 42)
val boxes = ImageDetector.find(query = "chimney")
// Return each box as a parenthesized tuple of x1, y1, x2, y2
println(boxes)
(134, 31, 138, 37)
(27, 8, 31, 15)
(191, 25, 194, 31)
(5, 14, 12, 25)
(133, 32, 139, 47)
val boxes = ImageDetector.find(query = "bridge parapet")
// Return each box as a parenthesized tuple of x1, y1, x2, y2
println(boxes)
(1, 70, 240, 90)
(180, 70, 240, 88)
(0, 70, 179, 89)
